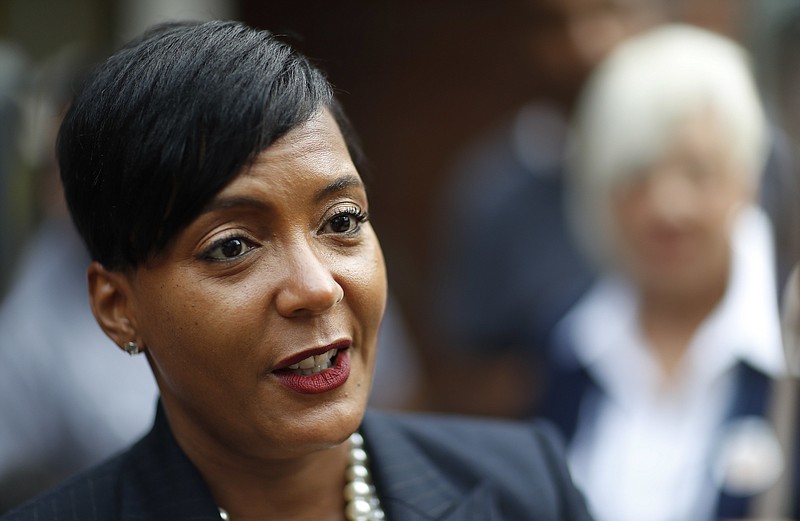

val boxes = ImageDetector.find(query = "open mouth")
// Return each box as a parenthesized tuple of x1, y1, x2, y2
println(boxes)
(283, 348, 340, 376)
(273, 345, 351, 394)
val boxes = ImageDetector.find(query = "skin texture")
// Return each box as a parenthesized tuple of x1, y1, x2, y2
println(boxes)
(88, 109, 387, 520)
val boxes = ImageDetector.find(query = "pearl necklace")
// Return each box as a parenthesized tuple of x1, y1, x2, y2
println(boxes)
(218, 432, 385, 520)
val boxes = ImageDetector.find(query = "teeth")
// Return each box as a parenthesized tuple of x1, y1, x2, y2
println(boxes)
(286, 349, 337, 374)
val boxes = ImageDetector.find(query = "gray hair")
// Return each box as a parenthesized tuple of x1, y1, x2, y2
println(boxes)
(566, 24, 768, 267)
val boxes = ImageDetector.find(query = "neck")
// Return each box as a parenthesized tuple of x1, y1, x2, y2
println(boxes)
(208, 448, 348, 521)
(638, 266, 729, 381)
(165, 407, 349, 521)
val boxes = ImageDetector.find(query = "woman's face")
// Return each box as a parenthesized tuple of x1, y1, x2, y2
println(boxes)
(122, 110, 386, 458)
(610, 110, 751, 297)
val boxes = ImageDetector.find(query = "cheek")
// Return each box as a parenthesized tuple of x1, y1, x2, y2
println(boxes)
(140, 290, 195, 366)
(702, 206, 734, 238)
(142, 283, 208, 342)
(703, 170, 751, 224)
(142, 289, 269, 418)
(344, 240, 387, 340)
(136, 278, 252, 378)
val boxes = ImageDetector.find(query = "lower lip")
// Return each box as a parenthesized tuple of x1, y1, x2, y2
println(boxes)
(274, 349, 351, 394)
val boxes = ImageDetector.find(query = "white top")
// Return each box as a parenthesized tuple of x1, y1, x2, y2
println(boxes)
(554, 206, 785, 521)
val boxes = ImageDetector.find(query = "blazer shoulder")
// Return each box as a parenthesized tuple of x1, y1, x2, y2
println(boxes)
(1, 450, 126, 520)
(367, 410, 567, 463)
(362, 411, 593, 520)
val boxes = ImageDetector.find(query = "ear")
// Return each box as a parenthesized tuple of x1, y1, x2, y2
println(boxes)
(87, 262, 145, 354)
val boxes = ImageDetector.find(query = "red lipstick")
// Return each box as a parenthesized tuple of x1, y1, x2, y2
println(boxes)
(273, 340, 351, 394)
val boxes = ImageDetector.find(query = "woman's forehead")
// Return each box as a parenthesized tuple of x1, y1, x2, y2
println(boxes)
(208, 113, 362, 204)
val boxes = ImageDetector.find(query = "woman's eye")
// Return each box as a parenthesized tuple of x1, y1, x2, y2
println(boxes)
(202, 236, 255, 261)
(323, 209, 368, 235)
(330, 214, 357, 233)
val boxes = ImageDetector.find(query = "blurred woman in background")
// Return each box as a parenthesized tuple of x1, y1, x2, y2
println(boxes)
(543, 24, 788, 521)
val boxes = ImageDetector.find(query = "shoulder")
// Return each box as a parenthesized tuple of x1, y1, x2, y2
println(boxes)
(3, 404, 224, 521)
(369, 409, 559, 447)
(365, 410, 568, 472)
(0, 452, 126, 520)
(362, 411, 592, 520)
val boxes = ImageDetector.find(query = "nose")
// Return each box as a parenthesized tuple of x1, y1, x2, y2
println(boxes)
(274, 238, 344, 318)
(646, 169, 698, 227)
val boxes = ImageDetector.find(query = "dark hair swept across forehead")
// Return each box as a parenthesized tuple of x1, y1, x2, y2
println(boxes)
(58, 20, 360, 270)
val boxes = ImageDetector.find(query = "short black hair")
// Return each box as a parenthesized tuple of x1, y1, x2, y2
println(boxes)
(58, 20, 359, 270)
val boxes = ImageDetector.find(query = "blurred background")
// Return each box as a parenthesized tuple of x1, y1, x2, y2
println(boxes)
(3, 0, 800, 518)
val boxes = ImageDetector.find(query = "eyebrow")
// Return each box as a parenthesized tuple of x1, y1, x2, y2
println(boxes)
(314, 175, 365, 203)
(200, 196, 271, 215)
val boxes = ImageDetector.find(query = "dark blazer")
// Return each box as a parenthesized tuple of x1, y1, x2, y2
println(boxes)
(539, 359, 785, 520)
(1, 405, 592, 520)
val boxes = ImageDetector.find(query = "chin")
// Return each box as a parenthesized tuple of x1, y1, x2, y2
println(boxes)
(279, 399, 367, 453)
(251, 359, 375, 454)
(303, 380, 370, 429)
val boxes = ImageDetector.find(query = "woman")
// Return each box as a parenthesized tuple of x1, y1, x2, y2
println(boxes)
(541, 25, 788, 521)
(1, 21, 591, 521)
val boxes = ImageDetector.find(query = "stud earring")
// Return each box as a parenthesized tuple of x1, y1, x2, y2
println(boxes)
(123, 341, 141, 356)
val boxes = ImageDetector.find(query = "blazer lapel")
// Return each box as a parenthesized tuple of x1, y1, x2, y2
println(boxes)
(360, 412, 501, 521)
(119, 404, 222, 521)
(714, 362, 775, 520)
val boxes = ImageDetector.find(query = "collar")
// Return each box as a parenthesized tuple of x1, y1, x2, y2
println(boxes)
(555, 206, 785, 402)
(695, 206, 784, 378)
